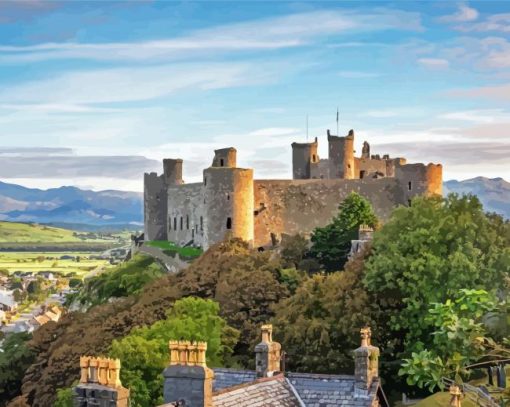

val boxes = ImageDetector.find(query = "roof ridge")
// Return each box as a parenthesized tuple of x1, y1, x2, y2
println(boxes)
(212, 373, 285, 397)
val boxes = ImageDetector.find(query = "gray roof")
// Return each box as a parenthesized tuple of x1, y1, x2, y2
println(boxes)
(213, 375, 303, 407)
(210, 369, 382, 407)
(213, 368, 257, 391)
(287, 372, 380, 407)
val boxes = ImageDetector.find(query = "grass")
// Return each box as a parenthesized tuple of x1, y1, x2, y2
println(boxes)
(414, 392, 477, 407)
(0, 221, 120, 243)
(146, 240, 203, 259)
(0, 252, 111, 278)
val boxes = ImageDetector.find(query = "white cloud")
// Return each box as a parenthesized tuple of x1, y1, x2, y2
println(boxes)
(438, 3, 479, 23)
(418, 57, 449, 69)
(449, 82, 510, 101)
(455, 12, 510, 33)
(0, 8, 422, 63)
(439, 109, 510, 124)
(0, 62, 279, 105)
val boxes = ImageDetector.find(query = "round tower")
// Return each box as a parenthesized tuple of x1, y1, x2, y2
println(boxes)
(328, 129, 355, 179)
(202, 165, 254, 249)
(163, 159, 183, 186)
(291, 137, 318, 179)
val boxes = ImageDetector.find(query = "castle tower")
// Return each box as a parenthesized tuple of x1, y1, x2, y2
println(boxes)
(202, 148, 254, 249)
(144, 172, 167, 241)
(163, 159, 183, 186)
(328, 129, 355, 179)
(212, 147, 237, 168)
(291, 137, 318, 179)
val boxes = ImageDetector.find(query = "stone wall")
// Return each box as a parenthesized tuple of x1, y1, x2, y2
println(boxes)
(144, 172, 167, 241)
(253, 178, 406, 248)
(167, 182, 204, 247)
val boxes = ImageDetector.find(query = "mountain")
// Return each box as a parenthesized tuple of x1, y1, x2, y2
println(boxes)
(0, 181, 143, 231)
(444, 177, 510, 219)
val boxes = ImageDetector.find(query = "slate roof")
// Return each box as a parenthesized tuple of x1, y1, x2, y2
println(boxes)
(209, 368, 384, 407)
(287, 372, 380, 407)
(212, 375, 303, 407)
(213, 368, 257, 391)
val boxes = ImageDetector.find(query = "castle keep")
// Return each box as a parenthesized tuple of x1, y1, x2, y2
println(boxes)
(144, 129, 442, 249)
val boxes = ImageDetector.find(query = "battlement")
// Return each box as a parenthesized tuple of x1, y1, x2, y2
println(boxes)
(144, 128, 442, 249)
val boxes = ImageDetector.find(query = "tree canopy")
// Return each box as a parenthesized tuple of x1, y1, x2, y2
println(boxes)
(310, 192, 377, 272)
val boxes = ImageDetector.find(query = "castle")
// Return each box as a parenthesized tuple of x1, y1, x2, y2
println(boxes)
(144, 129, 442, 250)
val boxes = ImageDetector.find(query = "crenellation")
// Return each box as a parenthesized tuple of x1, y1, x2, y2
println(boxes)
(144, 128, 442, 250)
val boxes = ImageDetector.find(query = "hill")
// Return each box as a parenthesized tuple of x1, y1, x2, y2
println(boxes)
(0, 221, 82, 243)
(0, 181, 143, 231)
(444, 177, 510, 219)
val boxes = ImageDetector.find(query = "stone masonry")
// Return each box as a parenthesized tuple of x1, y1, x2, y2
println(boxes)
(144, 129, 442, 249)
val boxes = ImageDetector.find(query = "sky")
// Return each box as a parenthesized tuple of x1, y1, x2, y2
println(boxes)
(0, 0, 508, 192)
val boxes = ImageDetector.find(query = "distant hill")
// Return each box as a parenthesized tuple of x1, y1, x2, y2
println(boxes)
(0, 221, 83, 243)
(0, 181, 143, 231)
(444, 177, 510, 219)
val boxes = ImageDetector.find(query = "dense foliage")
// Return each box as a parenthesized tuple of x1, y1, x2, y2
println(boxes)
(110, 297, 239, 407)
(400, 289, 501, 391)
(310, 192, 377, 272)
(365, 195, 510, 358)
(66, 254, 165, 308)
(0, 332, 35, 407)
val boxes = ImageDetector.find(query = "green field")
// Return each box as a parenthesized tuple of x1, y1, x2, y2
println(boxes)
(0, 252, 111, 277)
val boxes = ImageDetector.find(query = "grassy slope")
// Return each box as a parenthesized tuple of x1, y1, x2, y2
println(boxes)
(0, 221, 81, 243)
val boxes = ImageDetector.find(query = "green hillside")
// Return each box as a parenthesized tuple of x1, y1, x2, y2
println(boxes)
(0, 221, 81, 243)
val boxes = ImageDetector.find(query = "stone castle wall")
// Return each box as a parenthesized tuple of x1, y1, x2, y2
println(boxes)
(145, 129, 443, 249)
(253, 178, 406, 247)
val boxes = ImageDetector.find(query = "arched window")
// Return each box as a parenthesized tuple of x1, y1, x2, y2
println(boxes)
(408, 181, 412, 190)
(312, 154, 316, 163)
(220, 158, 224, 167)
(186, 215, 189, 230)
(204, 177, 207, 186)
(180, 217, 183, 230)
(200, 216, 203, 231)
(226, 217, 232, 230)
(174, 217, 177, 230)
(227, 194, 230, 201)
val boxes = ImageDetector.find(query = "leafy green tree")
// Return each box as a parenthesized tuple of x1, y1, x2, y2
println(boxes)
(53, 387, 73, 407)
(310, 192, 377, 272)
(280, 234, 309, 268)
(400, 289, 497, 391)
(364, 194, 510, 369)
(272, 248, 380, 374)
(0, 332, 36, 406)
(109, 297, 239, 407)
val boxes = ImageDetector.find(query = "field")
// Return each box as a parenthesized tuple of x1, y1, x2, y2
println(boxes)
(0, 252, 111, 278)
(0, 221, 120, 243)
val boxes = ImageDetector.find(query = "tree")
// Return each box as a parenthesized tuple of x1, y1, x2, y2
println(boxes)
(280, 234, 309, 268)
(310, 192, 377, 272)
(272, 248, 381, 374)
(364, 194, 510, 370)
(0, 332, 36, 406)
(109, 297, 239, 407)
(400, 289, 498, 391)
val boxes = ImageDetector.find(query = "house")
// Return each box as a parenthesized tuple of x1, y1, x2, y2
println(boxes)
(33, 305, 62, 327)
(73, 325, 388, 407)
(0, 288, 18, 312)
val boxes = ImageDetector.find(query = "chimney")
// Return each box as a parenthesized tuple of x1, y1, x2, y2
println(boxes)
(354, 327, 379, 397)
(255, 324, 282, 377)
(74, 356, 130, 407)
(449, 384, 462, 407)
(163, 340, 214, 407)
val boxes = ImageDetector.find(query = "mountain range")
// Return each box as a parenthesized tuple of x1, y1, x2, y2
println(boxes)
(443, 177, 510, 219)
(0, 181, 143, 231)
(0, 177, 507, 231)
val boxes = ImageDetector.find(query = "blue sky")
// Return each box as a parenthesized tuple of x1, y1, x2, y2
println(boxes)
(0, 0, 508, 191)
